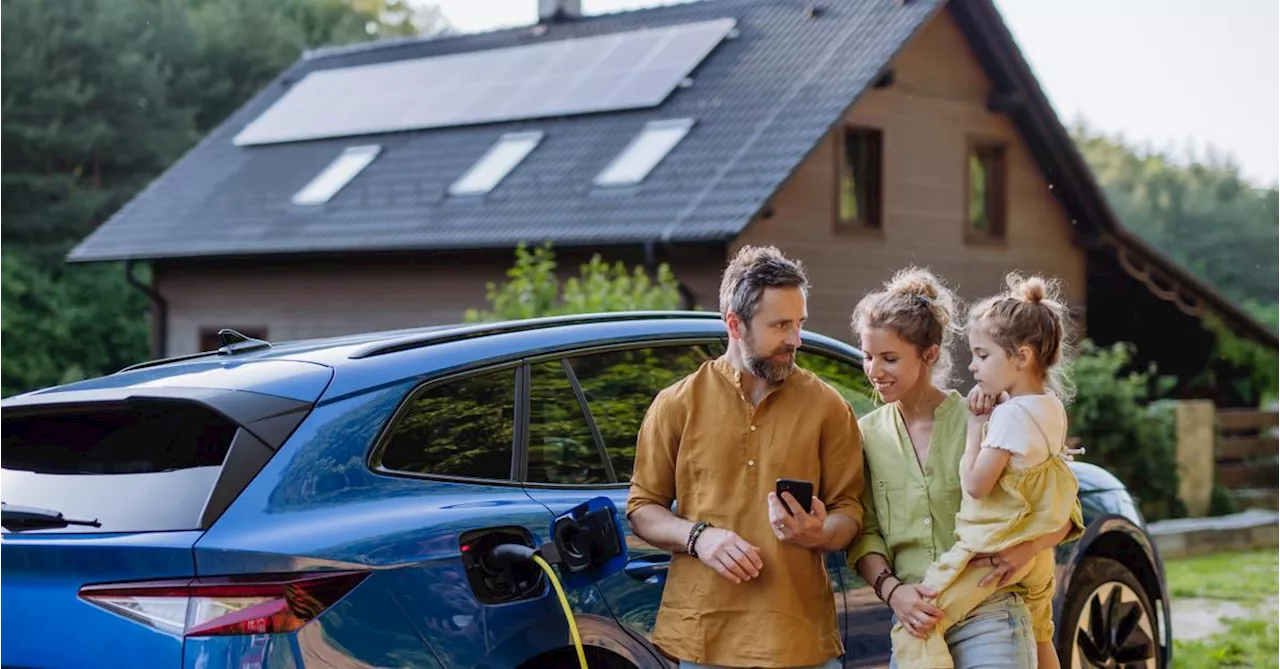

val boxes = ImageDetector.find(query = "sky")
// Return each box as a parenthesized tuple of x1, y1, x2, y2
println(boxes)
(422, 0, 1279, 187)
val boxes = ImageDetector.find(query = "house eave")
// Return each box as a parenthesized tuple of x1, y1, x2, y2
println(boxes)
(949, 0, 1277, 349)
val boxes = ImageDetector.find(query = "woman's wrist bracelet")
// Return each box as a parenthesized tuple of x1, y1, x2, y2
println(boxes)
(885, 580, 906, 606)
(872, 569, 894, 599)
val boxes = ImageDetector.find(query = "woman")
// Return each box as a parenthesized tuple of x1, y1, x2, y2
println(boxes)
(847, 267, 1082, 668)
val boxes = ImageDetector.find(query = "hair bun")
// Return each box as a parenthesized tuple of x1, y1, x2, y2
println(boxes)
(1006, 273, 1050, 304)
(886, 267, 941, 301)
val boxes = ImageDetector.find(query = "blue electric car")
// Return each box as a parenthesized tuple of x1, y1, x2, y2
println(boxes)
(1, 312, 1171, 668)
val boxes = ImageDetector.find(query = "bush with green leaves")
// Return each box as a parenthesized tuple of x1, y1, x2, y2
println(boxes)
(1067, 341, 1183, 520)
(465, 243, 687, 322)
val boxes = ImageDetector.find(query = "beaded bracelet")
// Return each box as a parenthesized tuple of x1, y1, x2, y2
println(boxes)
(872, 568, 894, 599)
(687, 521, 712, 558)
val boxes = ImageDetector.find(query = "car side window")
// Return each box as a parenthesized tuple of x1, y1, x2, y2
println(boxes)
(526, 361, 609, 485)
(568, 342, 724, 480)
(796, 349, 878, 417)
(379, 367, 516, 481)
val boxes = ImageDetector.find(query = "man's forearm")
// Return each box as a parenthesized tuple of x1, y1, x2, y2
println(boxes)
(627, 504, 696, 553)
(818, 512, 860, 552)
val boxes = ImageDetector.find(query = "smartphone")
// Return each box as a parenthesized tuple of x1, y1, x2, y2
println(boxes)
(775, 478, 814, 515)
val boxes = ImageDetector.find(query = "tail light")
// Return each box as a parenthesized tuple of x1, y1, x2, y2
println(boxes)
(79, 571, 369, 637)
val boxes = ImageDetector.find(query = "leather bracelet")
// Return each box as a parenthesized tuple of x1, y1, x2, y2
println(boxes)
(687, 521, 712, 558)
(884, 580, 906, 606)
(872, 568, 894, 599)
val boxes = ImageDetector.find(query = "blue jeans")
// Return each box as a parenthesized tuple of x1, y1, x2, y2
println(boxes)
(679, 659, 842, 669)
(890, 591, 1036, 669)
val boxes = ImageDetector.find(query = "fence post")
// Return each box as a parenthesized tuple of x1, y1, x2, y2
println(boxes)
(1174, 400, 1216, 517)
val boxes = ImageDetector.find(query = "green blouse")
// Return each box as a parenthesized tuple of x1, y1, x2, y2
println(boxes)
(848, 390, 1084, 585)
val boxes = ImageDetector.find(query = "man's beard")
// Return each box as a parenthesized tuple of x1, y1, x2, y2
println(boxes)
(742, 331, 797, 385)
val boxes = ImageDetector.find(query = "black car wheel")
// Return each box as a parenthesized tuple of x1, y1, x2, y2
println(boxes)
(1058, 557, 1162, 669)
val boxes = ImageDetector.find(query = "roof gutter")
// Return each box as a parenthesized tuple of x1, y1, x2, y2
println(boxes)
(125, 260, 167, 359)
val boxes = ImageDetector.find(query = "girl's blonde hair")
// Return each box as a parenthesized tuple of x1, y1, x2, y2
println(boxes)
(851, 266, 962, 387)
(968, 272, 1076, 402)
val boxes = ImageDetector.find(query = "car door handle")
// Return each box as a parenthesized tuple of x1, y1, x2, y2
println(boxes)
(625, 555, 671, 583)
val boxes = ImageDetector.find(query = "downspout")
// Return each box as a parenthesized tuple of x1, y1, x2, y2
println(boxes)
(644, 240, 697, 310)
(125, 260, 167, 359)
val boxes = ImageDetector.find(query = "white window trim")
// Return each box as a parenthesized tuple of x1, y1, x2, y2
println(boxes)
(292, 145, 381, 206)
(594, 118, 695, 187)
(449, 131, 545, 197)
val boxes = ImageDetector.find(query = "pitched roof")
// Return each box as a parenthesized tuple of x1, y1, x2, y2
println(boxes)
(946, 0, 1278, 347)
(68, 0, 942, 263)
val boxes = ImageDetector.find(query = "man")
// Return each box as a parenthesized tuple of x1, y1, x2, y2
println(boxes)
(627, 245, 866, 669)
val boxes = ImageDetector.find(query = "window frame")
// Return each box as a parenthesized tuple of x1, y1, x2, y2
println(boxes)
(368, 361, 524, 487)
(519, 336, 727, 490)
(834, 125, 885, 232)
(291, 145, 381, 206)
(964, 137, 1008, 244)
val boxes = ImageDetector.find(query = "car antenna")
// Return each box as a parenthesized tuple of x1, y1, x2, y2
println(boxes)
(215, 328, 272, 354)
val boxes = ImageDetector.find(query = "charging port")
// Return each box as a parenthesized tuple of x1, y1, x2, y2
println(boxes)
(458, 526, 543, 604)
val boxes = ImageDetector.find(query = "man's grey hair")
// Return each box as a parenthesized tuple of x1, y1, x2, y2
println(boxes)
(718, 245, 809, 324)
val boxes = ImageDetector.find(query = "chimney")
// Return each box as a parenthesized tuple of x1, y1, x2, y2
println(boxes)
(538, 0, 583, 22)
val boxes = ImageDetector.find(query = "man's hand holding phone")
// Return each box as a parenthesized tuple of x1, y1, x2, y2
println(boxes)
(768, 480, 830, 550)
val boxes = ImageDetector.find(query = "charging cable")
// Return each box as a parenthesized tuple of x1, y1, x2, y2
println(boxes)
(489, 544, 588, 669)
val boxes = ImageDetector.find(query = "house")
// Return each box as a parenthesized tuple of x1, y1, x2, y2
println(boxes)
(69, 0, 1276, 403)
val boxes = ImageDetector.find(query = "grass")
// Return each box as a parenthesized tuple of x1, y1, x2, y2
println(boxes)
(1174, 616, 1278, 669)
(1165, 549, 1278, 668)
(1163, 548, 1278, 601)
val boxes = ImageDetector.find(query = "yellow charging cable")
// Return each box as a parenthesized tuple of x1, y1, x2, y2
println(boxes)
(531, 554, 588, 669)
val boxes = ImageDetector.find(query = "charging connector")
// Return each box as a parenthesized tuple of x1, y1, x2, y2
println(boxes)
(487, 544, 588, 669)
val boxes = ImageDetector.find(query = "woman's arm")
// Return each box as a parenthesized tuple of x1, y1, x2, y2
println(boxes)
(972, 519, 1074, 588)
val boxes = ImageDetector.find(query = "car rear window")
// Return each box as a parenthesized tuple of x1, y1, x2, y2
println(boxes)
(2, 400, 239, 533)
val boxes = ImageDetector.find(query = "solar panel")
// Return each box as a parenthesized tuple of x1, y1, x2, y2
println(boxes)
(233, 18, 736, 147)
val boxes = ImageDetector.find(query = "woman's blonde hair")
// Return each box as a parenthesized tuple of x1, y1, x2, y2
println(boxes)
(851, 267, 962, 387)
(968, 272, 1076, 402)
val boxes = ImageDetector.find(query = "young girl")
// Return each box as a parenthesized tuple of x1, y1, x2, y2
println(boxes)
(889, 272, 1081, 669)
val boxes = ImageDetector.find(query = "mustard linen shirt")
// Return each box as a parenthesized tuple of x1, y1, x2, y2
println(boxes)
(627, 357, 865, 668)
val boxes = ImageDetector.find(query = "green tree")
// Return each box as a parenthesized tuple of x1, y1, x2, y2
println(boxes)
(1066, 341, 1182, 519)
(465, 243, 687, 322)
(1, 252, 150, 396)
(1072, 121, 1279, 317)
(1, 0, 446, 396)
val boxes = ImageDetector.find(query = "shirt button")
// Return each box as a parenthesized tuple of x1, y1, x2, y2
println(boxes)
(748, 460, 756, 467)
(923, 518, 932, 526)
(750, 425, 757, 432)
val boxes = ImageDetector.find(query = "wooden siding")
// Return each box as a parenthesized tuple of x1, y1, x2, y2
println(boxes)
(732, 11, 1087, 344)
(156, 246, 725, 356)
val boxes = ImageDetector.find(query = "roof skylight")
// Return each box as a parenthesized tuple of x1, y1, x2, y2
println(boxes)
(594, 119, 694, 187)
(449, 131, 544, 196)
(291, 145, 381, 206)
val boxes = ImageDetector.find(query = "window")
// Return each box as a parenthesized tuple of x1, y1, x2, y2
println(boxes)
(379, 368, 517, 481)
(594, 119, 694, 187)
(2, 400, 240, 533)
(199, 327, 268, 352)
(837, 127, 883, 229)
(526, 361, 609, 485)
(967, 143, 1007, 239)
(449, 131, 543, 196)
(292, 145, 381, 206)
(795, 349, 878, 417)
(568, 342, 723, 479)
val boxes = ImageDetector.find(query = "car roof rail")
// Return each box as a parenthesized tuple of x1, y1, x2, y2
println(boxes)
(349, 310, 721, 359)
(116, 329, 273, 374)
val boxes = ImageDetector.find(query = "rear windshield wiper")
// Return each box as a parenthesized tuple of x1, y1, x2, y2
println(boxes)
(1, 502, 101, 532)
